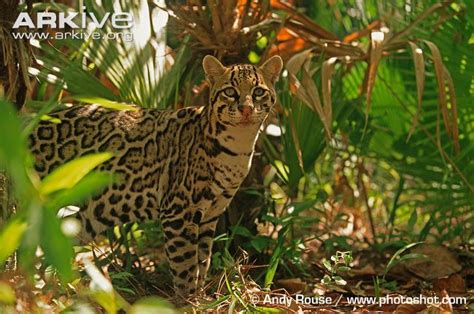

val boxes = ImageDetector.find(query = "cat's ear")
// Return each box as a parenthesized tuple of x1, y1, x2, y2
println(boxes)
(203, 55, 226, 84)
(260, 55, 283, 85)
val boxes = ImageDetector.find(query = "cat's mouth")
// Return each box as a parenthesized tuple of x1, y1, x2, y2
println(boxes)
(222, 110, 266, 127)
(235, 116, 263, 127)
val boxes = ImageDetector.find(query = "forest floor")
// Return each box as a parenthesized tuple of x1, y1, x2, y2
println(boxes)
(3, 220, 473, 313)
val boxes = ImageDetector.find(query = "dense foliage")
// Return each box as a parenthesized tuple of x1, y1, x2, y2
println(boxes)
(0, 0, 472, 312)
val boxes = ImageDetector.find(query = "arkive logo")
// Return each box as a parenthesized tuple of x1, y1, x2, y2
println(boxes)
(13, 9, 133, 29)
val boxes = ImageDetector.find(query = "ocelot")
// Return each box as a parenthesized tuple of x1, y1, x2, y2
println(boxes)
(29, 55, 283, 297)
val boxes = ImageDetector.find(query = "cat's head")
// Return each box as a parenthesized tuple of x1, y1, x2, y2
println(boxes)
(203, 55, 283, 128)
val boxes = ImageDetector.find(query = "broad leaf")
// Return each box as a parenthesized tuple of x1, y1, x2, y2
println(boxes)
(0, 218, 27, 265)
(39, 153, 113, 195)
(129, 297, 176, 314)
(40, 209, 74, 282)
(46, 172, 115, 212)
(0, 100, 34, 200)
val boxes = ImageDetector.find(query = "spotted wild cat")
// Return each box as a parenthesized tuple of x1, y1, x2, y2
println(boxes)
(29, 55, 283, 297)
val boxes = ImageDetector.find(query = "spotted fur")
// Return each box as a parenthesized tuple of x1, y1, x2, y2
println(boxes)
(29, 55, 283, 297)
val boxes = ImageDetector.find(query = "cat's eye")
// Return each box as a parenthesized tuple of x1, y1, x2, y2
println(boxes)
(253, 87, 265, 97)
(223, 87, 237, 97)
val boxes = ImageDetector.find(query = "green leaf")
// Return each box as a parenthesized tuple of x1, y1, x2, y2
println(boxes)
(248, 51, 260, 64)
(154, 37, 192, 109)
(84, 258, 129, 312)
(230, 226, 253, 238)
(40, 209, 74, 282)
(383, 242, 423, 278)
(32, 41, 117, 101)
(0, 218, 27, 265)
(201, 295, 230, 310)
(250, 236, 271, 253)
(40, 114, 62, 124)
(286, 200, 318, 217)
(407, 209, 418, 231)
(89, 291, 119, 314)
(321, 275, 331, 284)
(110, 271, 134, 280)
(419, 216, 433, 241)
(343, 252, 353, 265)
(22, 87, 62, 137)
(39, 153, 113, 195)
(72, 96, 138, 111)
(256, 35, 268, 50)
(395, 253, 428, 264)
(338, 266, 350, 272)
(46, 172, 115, 211)
(469, 34, 474, 44)
(0, 282, 15, 304)
(333, 275, 347, 286)
(373, 276, 381, 299)
(322, 260, 332, 272)
(0, 100, 34, 200)
(129, 297, 176, 314)
(264, 226, 288, 288)
(272, 160, 289, 183)
(115, 286, 136, 295)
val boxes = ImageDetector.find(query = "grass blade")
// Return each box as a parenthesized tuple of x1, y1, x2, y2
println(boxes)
(264, 226, 288, 288)
(383, 242, 422, 278)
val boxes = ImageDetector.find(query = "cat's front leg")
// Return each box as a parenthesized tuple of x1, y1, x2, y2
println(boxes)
(197, 213, 220, 288)
(161, 208, 203, 298)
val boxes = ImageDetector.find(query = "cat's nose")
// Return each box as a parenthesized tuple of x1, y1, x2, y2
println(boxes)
(238, 103, 253, 113)
(238, 96, 254, 117)
(237, 104, 254, 117)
